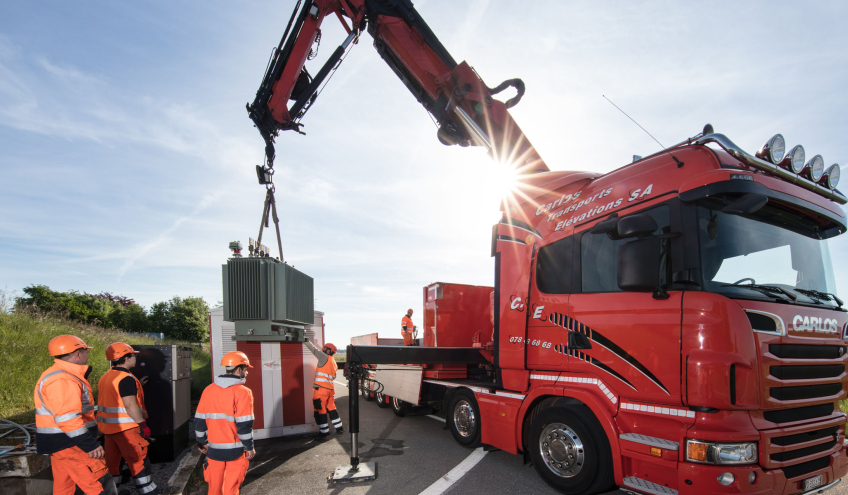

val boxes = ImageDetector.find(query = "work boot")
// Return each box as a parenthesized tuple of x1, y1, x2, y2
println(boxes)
(317, 432, 331, 440)
(336, 427, 345, 434)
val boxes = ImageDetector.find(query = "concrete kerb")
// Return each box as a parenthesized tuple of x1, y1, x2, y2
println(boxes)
(167, 447, 203, 495)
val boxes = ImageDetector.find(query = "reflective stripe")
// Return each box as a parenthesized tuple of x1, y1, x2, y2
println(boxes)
(96, 416, 136, 424)
(234, 414, 254, 422)
(36, 426, 64, 434)
(134, 474, 152, 485)
(85, 421, 97, 429)
(35, 408, 51, 415)
(82, 405, 96, 414)
(138, 482, 158, 494)
(208, 442, 244, 449)
(316, 372, 334, 379)
(238, 432, 253, 441)
(37, 369, 92, 417)
(195, 412, 236, 422)
(99, 406, 127, 414)
(54, 412, 81, 423)
(315, 377, 333, 383)
(318, 423, 328, 428)
(331, 418, 342, 425)
(65, 427, 88, 438)
(195, 430, 207, 438)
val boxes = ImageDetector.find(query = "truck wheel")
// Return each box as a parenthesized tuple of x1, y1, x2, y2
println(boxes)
(447, 389, 481, 447)
(375, 393, 390, 408)
(528, 406, 614, 495)
(391, 397, 411, 417)
(360, 383, 374, 401)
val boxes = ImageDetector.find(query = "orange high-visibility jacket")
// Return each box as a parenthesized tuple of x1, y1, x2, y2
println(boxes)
(401, 315, 414, 335)
(96, 368, 146, 434)
(314, 356, 338, 390)
(195, 375, 254, 461)
(33, 359, 100, 454)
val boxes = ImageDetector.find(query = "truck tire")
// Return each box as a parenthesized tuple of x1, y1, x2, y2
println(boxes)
(528, 405, 614, 495)
(360, 383, 374, 401)
(447, 389, 481, 447)
(375, 392, 390, 408)
(391, 396, 411, 417)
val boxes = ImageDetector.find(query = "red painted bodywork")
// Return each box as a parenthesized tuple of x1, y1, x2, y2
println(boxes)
(388, 146, 847, 494)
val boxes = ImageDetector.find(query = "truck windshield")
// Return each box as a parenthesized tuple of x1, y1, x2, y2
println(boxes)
(696, 204, 839, 305)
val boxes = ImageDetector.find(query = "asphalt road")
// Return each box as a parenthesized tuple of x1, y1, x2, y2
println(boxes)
(239, 371, 848, 495)
(240, 371, 624, 495)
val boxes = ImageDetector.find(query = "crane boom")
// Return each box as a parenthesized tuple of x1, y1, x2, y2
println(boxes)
(247, 0, 549, 174)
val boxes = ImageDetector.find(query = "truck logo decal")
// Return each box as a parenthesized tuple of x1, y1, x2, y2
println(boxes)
(549, 311, 669, 395)
(538, 183, 656, 234)
(792, 315, 840, 334)
(509, 296, 525, 311)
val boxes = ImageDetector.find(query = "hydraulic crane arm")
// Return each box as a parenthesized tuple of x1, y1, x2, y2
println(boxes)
(247, 0, 550, 174)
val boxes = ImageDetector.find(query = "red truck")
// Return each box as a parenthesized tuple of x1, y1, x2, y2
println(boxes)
(247, 2, 848, 493)
(350, 134, 848, 494)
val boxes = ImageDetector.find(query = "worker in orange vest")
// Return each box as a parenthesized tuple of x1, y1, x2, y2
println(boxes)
(304, 340, 344, 438)
(97, 343, 163, 494)
(33, 335, 117, 495)
(402, 309, 416, 346)
(195, 351, 255, 495)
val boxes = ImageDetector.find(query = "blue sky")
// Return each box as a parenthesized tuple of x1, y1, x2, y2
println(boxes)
(2, 1, 847, 346)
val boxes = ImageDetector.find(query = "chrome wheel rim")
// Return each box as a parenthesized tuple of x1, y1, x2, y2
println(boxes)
(539, 423, 584, 478)
(376, 393, 385, 404)
(392, 397, 402, 409)
(453, 399, 476, 438)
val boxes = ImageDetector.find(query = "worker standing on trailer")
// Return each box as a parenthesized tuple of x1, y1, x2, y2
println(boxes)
(97, 343, 163, 494)
(401, 308, 416, 346)
(195, 351, 256, 495)
(304, 340, 344, 438)
(33, 335, 117, 495)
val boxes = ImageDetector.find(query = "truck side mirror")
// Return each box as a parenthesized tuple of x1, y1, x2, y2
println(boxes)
(616, 213, 658, 239)
(617, 236, 661, 292)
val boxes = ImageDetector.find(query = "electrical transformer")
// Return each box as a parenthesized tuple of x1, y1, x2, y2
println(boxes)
(222, 256, 313, 342)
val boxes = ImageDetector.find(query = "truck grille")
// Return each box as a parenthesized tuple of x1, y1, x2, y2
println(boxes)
(760, 416, 843, 477)
(761, 341, 848, 412)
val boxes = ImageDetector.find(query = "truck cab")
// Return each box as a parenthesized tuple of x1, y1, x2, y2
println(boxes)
(493, 130, 847, 493)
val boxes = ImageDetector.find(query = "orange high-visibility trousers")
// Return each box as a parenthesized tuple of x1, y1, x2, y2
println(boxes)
(104, 428, 149, 476)
(402, 333, 413, 346)
(204, 455, 249, 495)
(51, 446, 115, 495)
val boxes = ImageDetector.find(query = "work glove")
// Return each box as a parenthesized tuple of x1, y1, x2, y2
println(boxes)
(139, 422, 151, 439)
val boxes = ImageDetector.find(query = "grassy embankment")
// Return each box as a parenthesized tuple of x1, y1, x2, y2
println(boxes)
(0, 305, 212, 424)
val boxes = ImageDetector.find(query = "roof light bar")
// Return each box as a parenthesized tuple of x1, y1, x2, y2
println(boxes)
(823, 164, 841, 190)
(695, 133, 847, 205)
(804, 155, 825, 182)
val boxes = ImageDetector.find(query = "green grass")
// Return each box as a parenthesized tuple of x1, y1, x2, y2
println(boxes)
(0, 300, 211, 424)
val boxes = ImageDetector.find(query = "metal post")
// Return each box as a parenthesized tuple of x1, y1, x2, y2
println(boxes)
(349, 362, 360, 471)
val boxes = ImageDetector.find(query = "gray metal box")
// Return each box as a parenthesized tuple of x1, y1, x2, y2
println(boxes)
(222, 257, 313, 341)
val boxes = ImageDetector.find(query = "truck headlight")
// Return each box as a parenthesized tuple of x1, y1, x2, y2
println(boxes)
(779, 144, 805, 173)
(757, 134, 785, 164)
(805, 155, 825, 182)
(824, 164, 840, 190)
(687, 439, 758, 465)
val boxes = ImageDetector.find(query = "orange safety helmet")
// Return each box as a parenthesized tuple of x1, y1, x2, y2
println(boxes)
(48, 335, 92, 357)
(105, 342, 138, 361)
(407, 308, 413, 315)
(323, 343, 337, 355)
(221, 351, 253, 368)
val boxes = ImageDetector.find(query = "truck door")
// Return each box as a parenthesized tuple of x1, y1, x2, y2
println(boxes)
(526, 236, 573, 369)
(565, 205, 683, 405)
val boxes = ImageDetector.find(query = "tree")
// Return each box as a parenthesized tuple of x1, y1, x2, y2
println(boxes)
(167, 297, 210, 343)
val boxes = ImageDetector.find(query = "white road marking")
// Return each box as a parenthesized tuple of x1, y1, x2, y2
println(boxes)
(426, 415, 446, 423)
(334, 380, 348, 387)
(418, 447, 487, 495)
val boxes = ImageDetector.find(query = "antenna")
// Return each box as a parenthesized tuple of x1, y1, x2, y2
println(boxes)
(603, 95, 665, 149)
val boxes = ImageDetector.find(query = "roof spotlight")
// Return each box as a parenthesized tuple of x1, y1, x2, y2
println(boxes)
(756, 134, 785, 164)
(803, 155, 825, 182)
(778, 145, 805, 173)
(822, 164, 841, 190)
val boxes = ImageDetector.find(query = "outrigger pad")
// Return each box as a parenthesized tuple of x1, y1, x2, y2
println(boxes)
(329, 462, 377, 483)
